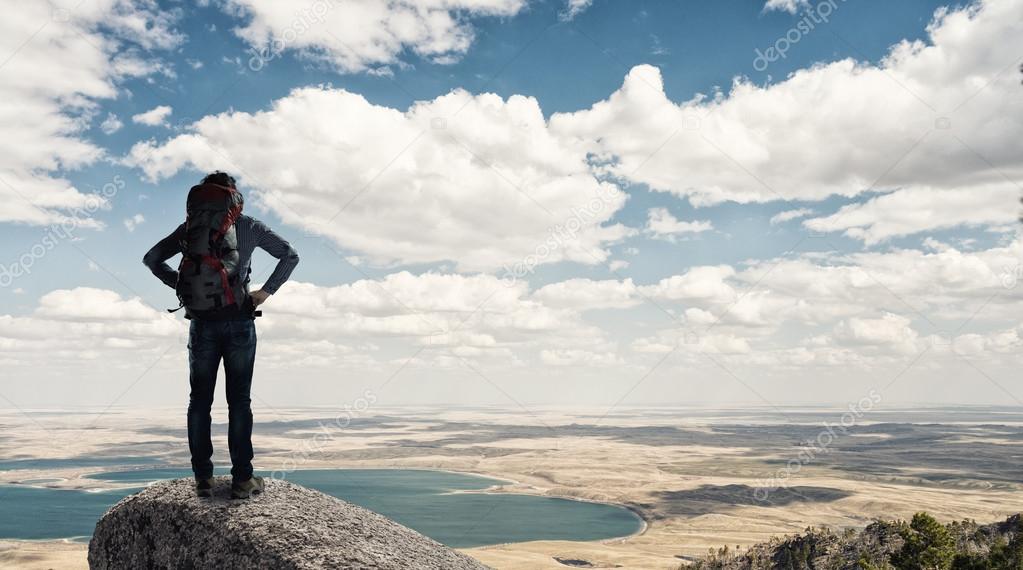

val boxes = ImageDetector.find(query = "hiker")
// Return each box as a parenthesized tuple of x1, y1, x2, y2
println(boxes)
(143, 171, 299, 499)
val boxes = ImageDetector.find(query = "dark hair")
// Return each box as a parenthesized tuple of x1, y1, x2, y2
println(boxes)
(201, 171, 236, 188)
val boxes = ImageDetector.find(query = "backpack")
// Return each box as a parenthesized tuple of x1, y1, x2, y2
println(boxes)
(172, 183, 245, 313)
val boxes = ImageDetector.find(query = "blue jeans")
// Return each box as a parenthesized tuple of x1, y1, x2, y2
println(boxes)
(187, 319, 256, 482)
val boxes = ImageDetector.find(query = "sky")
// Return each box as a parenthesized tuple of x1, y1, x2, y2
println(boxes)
(0, 0, 1021, 411)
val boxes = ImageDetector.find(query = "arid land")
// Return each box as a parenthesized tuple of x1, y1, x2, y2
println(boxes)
(1, 406, 1021, 570)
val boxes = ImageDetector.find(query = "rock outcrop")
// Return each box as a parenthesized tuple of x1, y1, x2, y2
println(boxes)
(688, 513, 1022, 570)
(88, 476, 491, 570)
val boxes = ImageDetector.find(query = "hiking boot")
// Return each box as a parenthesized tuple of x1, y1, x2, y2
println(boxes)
(195, 477, 215, 498)
(231, 475, 264, 499)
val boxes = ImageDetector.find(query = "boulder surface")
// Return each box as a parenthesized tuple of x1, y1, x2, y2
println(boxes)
(88, 476, 491, 570)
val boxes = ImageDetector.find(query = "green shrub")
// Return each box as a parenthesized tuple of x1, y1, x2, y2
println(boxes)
(892, 513, 956, 570)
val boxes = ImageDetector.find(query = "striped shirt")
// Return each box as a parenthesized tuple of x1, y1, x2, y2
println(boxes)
(143, 215, 300, 319)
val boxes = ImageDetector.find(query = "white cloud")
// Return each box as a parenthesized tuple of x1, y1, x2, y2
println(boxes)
(763, 0, 810, 14)
(123, 213, 145, 232)
(4, 238, 1023, 404)
(35, 287, 162, 322)
(630, 330, 752, 355)
(645, 207, 713, 240)
(695, 333, 753, 354)
(831, 312, 922, 355)
(0, 0, 180, 227)
(540, 348, 622, 366)
(701, 241, 1021, 339)
(0, 288, 184, 402)
(641, 266, 737, 304)
(770, 207, 814, 225)
(127, 86, 632, 272)
(100, 113, 124, 135)
(550, 0, 1023, 240)
(560, 0, 594, 21)
(739, 240, 1020, 315)
(123, 0, 1023, 259)
(85, 0, 184, 50)
(952, 325, 1023, 356)
(0, 274, 610, 378)
(132, 105, 173, 127)
(533, 278, 640, 310)
(260, 274, 607, 354)
(553, 236, 1023, 368)
(222, 0, 527, 74)
(803, 185, 1014, 244)
(621, 241, 1023, 386)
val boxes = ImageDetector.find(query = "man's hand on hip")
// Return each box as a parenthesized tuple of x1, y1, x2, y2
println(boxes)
(251, 289, 271, 307)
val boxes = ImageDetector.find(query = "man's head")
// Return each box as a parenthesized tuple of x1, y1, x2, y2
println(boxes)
(201, 171, 237, 188)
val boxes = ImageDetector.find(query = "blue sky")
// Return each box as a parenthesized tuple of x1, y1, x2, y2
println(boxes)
(0, 0, 1021, 408)
(0, 0, 960, 305)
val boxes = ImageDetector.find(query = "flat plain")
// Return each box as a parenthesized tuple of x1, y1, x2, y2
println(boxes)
(0, 405, 1020, 570)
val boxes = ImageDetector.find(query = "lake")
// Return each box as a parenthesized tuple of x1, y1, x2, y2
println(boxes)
(0, 468, 643, 548)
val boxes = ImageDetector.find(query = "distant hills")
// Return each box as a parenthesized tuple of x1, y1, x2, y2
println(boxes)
(687, 513, 1022, 570)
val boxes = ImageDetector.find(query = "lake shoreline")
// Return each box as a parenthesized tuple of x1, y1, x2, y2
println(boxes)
(0, 465, 649, 570)
(0, 466, 644, 548)
(158, 464, 653, 541)
(423, 466, 650, 540)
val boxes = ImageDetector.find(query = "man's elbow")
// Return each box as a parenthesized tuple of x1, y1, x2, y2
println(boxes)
(142, 250, 158, 269)
(286, 247, 300, 265)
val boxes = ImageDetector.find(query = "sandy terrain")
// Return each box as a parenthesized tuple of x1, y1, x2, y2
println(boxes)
(0, 540, 86, 570)
(1, 406, 1021, 569)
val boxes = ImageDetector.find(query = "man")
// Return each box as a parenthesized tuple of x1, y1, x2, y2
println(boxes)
(143, 171, 299, 499)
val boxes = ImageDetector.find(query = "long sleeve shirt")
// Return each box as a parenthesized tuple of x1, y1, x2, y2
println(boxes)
(143, 215, 300, 314)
